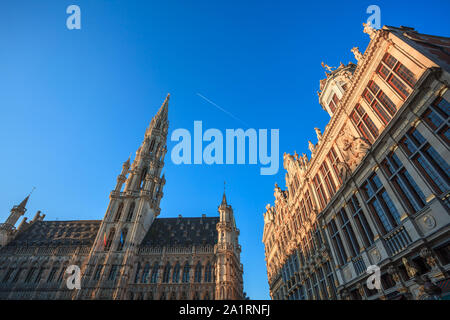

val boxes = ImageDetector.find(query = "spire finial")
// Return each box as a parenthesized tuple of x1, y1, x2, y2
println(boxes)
(221, 181, 227, 206)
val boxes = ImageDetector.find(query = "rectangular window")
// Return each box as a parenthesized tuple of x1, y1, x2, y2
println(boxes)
(108, 265, 118, 281)
(47, 267, 58, 283)
(320, 161, 337, 197)
(328, 147, 342, 185)
(382, 152, 426, 214)
(348, 194, 374, 247)
(93, 265, 103, 281)
(338, 207, 360, 257)
(361, 173, 401, 234)
(422, 97, 450, 146)
(329, 218, 348, 265)
(313, 175, 327, 209)
(350, 104, 378, 143)
(400, 128, 449, 194)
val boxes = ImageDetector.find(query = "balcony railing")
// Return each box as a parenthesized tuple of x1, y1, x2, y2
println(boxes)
(383, 225, 412, 256)
(352, 255, 366, 276)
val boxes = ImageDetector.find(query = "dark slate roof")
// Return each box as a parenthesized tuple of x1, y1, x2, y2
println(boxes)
(141, 216, 219, 247)
(6, 220, 101, 247)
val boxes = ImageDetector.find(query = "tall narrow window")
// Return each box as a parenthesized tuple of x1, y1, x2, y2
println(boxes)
(313, 174, 327, 210)
(327, 147, 342, 185)
(12, 268, 24, 283)
(104, 227, 115, 251)
(93, 265, 103, 281)
(421, 97, 450, 146)
(329, 219, 347, 265)
(117, 228, 127, 251)
(162, 262, 171, 283)
(24, 267, 36, 283)
(400, 128, 449, 194)
(108, 265, 118, 281)
(194, 262, 202, 283)
(337, 207, 360, 258)
(141, 263, 150, 283)
(348, 194, 374, 247)
(1, 268, 14, 283)
(361, 173, 401, 234)
(204, 262, 212, 282)
(172, 262, 180, 283)
(182, 263, 190, 283)
(134, 263, 141, 283)
(46, 267, 58, 283)
(126, 202, 135, 222)
(114, 203, 124, 222)
(150, 263, 159, 283)
(350, 104, 378, 143)
(320, 161, 337, 197)
(381, 151, 426, 214)
(139, 167, 148, 190)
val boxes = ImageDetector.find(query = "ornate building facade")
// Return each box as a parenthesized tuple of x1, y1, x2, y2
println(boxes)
(0, 95, 244, 300)
(263, 24, 450, 300)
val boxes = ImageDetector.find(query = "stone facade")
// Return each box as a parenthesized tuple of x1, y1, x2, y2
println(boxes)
(0, 95, 244, 300)
(263, 24, 450, 300)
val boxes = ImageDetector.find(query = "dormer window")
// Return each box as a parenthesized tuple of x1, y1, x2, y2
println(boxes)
(328, 93, 340, 113)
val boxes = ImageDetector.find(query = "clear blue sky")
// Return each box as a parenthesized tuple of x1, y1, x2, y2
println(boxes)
(0, 0, 449, 299)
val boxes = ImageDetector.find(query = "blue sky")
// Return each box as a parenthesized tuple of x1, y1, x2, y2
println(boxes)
(0, 0, 449, 299)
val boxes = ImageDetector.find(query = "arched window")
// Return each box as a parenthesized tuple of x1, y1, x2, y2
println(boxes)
(182, 263, 190, 283)
(150, 263, 159, 283)
(194, 262, 202, 283)
(172, 262, 180, 283)
(134, 263, 141, 283)
(141, 263, 150, 283)
(139, 167, 148, 190)
(162, 262, 171, 283)
(126, 202, 135, 222)
(117, 228, 127, 251)
(104, 227, 115, 251)
(114, 203, 124, 222)
(204, 262, 212, 282)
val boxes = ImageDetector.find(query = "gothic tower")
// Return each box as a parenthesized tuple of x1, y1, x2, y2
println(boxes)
(77, 94, 169, 299)
(215, 190, 244, 300)
(0, 194, 30, 247)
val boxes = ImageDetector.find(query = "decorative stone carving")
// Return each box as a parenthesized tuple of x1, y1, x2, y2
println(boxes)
(402, 257, 419, 279)
(308, 141, 315, 154)
(387, 265, 401, 283)
(419, 247, 438, 270)
(351, 47, 363, 62)
(314, 127, 323, 142)
(422, 214, 436, 230)
(363, 22, 377, 40)
(337, 126, 370, 171)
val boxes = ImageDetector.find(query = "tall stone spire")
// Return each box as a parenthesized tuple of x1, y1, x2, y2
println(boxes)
(215, 187, 243, 300)
(77, 95, 170, 300)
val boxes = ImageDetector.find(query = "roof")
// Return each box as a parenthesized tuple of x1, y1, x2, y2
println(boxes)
(4, 220, 101, 247)
(141, 216, 219, 247)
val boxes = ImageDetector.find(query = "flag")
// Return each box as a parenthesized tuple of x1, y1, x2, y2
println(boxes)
(120, 231, 124, 245)
(103, 231, 107, 247)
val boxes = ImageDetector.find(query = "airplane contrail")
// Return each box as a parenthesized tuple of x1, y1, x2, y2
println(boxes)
(196, 93, 250, 127)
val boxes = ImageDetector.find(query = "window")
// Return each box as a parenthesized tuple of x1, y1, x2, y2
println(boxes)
(114, 203, 124, 222)
(12, 268, 24, 283)
(204, 262, 212, 282)
(422, 97, 450, 146)
(47, 267, 58, 283)
(350, 104, 378, 143)
(182, 263, 190, 283)
(320, 161, 337, 197)
(329, 218, 347, 265)
(134, 263, 141, 283)
(104, 227, 115, 251)
(24, 267, 36, 283)
(325, 262, 336, 298)
(139, 167, 148, 189)
(328, 93, 340, 113)
(93, 265, 103, 281)
(194, 262, 202, 283)
(400, 128, 450, 194)
(108, 265, 118, 281)
(150, 263, 159, 283)
(162, 263, 171, 283)
(141, 263, 150, 283)
(361, 173, 401, 234)
(126, 202, 135, 222)
(328, 147, 342, 185)
(338, 207, 360, 258)
(57, 267, 66, 283)
(377, 53, 416, 95)
(117, 229, 127, 251)
(364, 80, 397, 125)
(34, 267, 44, 283)
(1, 268, 14, 283)
(348, 194, 374, 247)
(313, 174, 327, 210)
(381, 152, 426, 214)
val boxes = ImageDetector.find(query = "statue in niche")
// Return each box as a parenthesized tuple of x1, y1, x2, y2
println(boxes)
(337, 125, 370, 171)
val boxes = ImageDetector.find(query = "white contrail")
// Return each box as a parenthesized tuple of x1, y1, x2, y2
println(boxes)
(196, 93, 250, 127)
